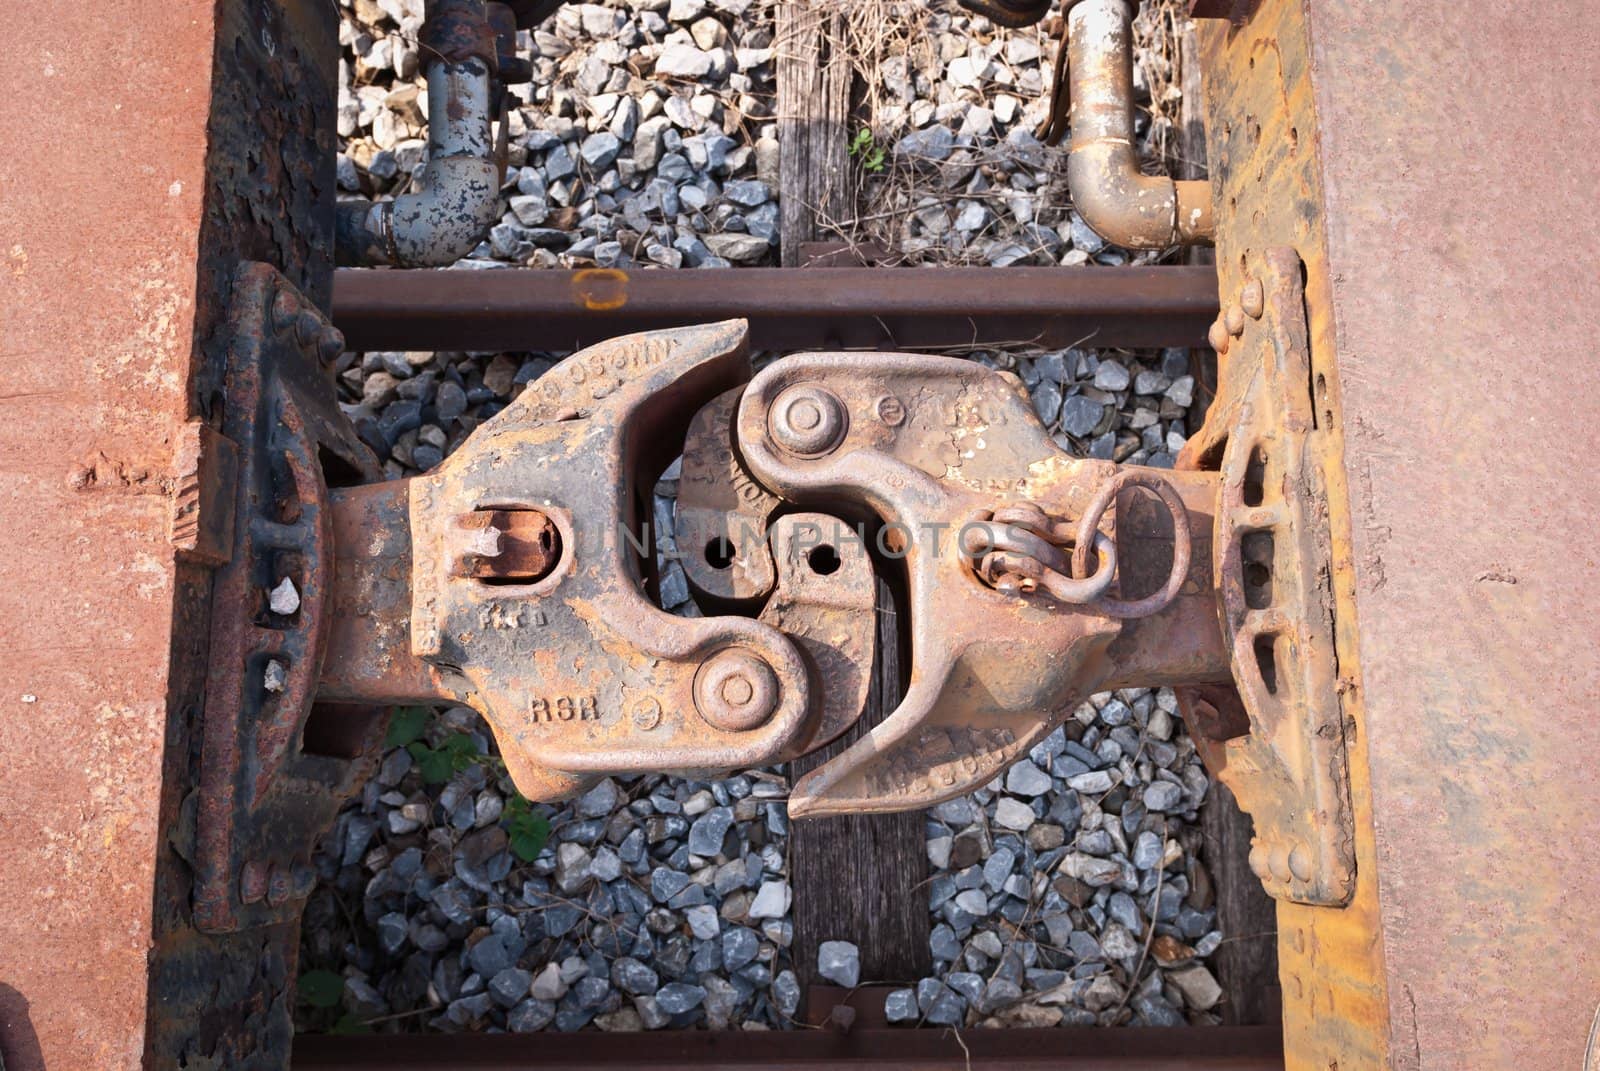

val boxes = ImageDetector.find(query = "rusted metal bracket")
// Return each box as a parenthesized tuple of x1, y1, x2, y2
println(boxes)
(190, 262, 388, 933)
(1178, 248, 1355, 906)
(732, 353, 1231, 815)
(675, 388, 780, 607)
(319, 322, 876, 805)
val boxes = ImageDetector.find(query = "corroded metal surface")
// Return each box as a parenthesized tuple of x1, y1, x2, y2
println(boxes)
(320, 479, 453, 705)
(331, 264, 1221, 352)
(1181, 247, 1353, 907)
(1182, 0, 1384, 1065)
(675, 388, 780, 606)
(393, 321, 875, 801)
(734, 353, 1231, 815)
(0, 5, 213, 1066)
(1298, 1, 1600, 1068)
(1063, 0, 1214, 247)
(336, 0, 511, 267)
(193, 262, 386, 934)
(0, 0, 348, 1066)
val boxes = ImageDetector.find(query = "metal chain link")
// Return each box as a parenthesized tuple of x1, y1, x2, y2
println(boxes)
(960, 471, 1192, 619)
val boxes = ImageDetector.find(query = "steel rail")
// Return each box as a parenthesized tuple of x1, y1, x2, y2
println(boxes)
(293, 1025, 1284, 1070)
(330, 265, 1219, 353)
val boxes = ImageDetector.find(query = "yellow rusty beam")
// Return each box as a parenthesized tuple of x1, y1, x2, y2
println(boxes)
(1187, 1, 1392, 1065)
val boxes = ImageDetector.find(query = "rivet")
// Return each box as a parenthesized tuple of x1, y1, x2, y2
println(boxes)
(1225, 304, 1246, 336)
(694, 648, 779, 732)
(1288, 842, 1313, 882)
(239, 859, 268, 904)
(631, 696, 662, 731)
(270, 289, 297, 333)
(875, 395, 906, 427)
(1240, 278, 1264, 318)
(1207, 318, 1231, 355)
(769, 384, 848, 457)
(1268, 843, 1292, 882)
(294, 309, 323, 348)
(317, 326, 346, 365)
(265, 863, 292, 907)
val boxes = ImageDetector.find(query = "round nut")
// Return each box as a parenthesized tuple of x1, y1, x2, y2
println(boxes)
(694, 648, 780, 732)
(769, 384, 848, 457)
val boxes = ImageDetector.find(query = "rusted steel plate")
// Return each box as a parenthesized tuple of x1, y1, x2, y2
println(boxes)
(320, 480, 453, 705)
(675, 388, 781, 606)
(1299, 1, 1600, 1068)
(0, 1, 216, 1068)
(1184, 2, 1392, 1065)
(192, 262, 386, 934)
(294, 1026, 1285, 1070)
(734, 353, 1231, 815)
(1184, 248, 1353, 908)
(330, 265, 1220, 352)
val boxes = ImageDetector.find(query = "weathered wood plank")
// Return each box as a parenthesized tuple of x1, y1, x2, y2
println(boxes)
(777, 0, 928, 1000)
(1201, 782, 1281, 1025)
(790, 579, 929, 994)
(775, 2, 852, 267)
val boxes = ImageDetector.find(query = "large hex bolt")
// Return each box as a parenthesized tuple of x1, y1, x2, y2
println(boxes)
(694, 648, 780, 731)
(768, 384, 848, 457)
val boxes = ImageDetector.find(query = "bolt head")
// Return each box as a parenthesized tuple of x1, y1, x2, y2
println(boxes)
(694, 648, 779, 732)
(769, 384, 848, 457)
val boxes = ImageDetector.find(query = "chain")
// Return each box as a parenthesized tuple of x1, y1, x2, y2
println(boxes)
(961, 471, 1192, 619)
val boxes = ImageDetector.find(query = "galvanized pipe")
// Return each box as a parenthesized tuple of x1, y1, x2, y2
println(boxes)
(335, 0, 501, 267)
(1066, 0, 1214, 249)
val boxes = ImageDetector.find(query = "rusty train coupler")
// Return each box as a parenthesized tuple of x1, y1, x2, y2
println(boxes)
(191, 308, 1354, 930)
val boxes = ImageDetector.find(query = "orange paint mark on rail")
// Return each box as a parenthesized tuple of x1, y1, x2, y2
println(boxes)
(571, 268, 629, 311)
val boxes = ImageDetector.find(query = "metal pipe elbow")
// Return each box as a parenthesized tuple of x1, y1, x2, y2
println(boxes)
(336, 156, 501, 268)
(336, 1, 502, 267)
(1066, 143, 1214, 249)
(1065, 0, 1214, 250)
